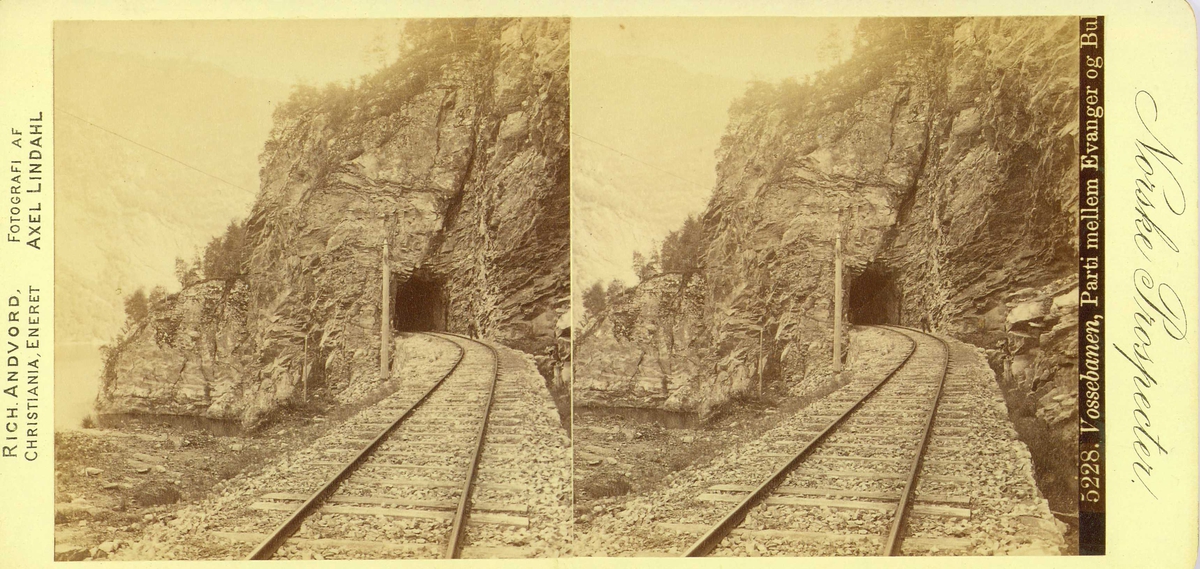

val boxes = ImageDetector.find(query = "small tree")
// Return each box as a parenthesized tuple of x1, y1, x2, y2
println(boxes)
(606, 279, 627, 306)
(631, 251, 647, 282)
(175, 256, 202, 288)
(202, 220, 248, 281)
(661, 214, 704, 280)
(148, 285, 168, 308)
(123, 288, 149, 323)
(633, 249, 658, 282)
(647, 248, 662, 279)
(582, 281, 607, 318)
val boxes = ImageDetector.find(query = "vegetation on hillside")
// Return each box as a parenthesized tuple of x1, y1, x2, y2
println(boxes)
(102, 218, 251, 388)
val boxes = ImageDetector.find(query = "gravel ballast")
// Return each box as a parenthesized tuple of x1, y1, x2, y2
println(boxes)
(574, 326, 1067, 557)
(109, 333, 570, 560)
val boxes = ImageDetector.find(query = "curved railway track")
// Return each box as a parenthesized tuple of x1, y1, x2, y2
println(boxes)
(243, 332, 535, 560)
(683, 325, 955, 557)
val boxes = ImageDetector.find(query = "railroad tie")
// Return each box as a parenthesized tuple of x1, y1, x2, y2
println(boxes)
(249, 501, 529, 527)
(214, 532, 535, 558)
(258, 492, 528, 514)
(659, 523, 974, 552)
(760, 451, 967, 468)
(693, 492, 971, 518)
(705, 483, 971, 506)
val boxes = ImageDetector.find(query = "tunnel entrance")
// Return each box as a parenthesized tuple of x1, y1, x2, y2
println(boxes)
(847, 267, 901, 325)
(393, 272, 447, 332)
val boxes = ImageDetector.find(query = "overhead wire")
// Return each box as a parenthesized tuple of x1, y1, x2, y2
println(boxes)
(570, 130, 711, 193)
(57, 113, 708, 200)
(58, 112, 713, 203)
(55, 106, 258, 197)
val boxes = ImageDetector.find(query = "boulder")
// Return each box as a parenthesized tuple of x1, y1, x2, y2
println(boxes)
(54, 544, 90, 562)
(1006, 301, 1048, 326)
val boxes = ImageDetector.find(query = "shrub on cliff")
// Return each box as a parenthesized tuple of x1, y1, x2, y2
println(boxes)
(201, 220, 249, 281)
(660, 214, 705, 280)
(123, 288, 149, 323)
(606, 280, 628, 305)
(174, 256, 202, 288)
(631, 251, 657, 283)
(582, 281, 607, 320)
(147, 286, 168, 309)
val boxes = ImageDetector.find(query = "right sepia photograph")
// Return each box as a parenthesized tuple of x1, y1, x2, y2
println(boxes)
(571, 17, 1080, 557)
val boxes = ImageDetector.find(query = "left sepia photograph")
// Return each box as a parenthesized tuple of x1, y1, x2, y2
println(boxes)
(54, 18, 571, 561)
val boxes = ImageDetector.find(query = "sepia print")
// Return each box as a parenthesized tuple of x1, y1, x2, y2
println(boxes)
(6, 0, 1197, 566)
(54, 18, 571, 560)
(571, 17, 1081, 557)
(42, 10, 1164, 564)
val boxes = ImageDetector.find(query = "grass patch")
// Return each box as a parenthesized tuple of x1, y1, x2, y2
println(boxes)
(579, 473, 632, 500)
(666, 453, 693, 472)
(131, 481, 181, 507)
(214, 448, 272, 481)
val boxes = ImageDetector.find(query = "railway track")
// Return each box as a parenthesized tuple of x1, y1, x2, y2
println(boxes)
(681, 325, 962, 557)
(240, 332, 543, 560)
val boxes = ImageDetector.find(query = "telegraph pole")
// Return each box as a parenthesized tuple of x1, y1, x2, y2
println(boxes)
(380, 240, 391, 379)
(833, 210, 843, 374)
(758, 323, 764, 397)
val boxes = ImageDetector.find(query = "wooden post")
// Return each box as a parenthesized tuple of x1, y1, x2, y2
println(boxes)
(381, 241, 391, 379)
(758, 324, 764, 397)
(302, 335, 308, 402)
(833, 211, 843, 374)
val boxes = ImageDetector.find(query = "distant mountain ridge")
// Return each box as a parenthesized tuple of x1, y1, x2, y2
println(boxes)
(55, 49, 289, 344)
(571, 52, 742, 296)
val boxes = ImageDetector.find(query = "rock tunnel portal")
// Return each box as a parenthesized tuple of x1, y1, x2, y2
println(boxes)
(847, 267, 902, 325)
(393, 273, 447, 332)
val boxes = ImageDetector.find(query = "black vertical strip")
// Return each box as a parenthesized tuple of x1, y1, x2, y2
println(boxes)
(1077, 15, 1105, 556)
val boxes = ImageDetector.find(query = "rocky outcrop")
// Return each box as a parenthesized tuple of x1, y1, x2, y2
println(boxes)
(98, 281, 253, 419)
(577, 18, 1079, 501)
(574, 274, 712, 412)
(984, 277, 1079, 512)
(99, 19, 569, 426)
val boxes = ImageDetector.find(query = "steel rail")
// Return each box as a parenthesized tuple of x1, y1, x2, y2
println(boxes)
(682, 326, 918, 557)
(439, 332, 501, 558)
(880, 326, 950, 556)
(246, 333, 466, 560)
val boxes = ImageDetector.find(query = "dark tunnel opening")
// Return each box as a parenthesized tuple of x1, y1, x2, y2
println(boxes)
(393, 272, 447, 332)
(847, 267, 902, 325)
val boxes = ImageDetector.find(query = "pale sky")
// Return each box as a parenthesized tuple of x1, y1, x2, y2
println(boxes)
(55, 19, 410, 429)
(572, 17, 859, 296)
(56, 19, 406, 87)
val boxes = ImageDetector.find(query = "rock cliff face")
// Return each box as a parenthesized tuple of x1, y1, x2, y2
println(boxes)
(98, 19, 570, 426)
(574, 274, 710, 411)
(576, 18, 1078, 504)
(99, 281, 254, 419)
